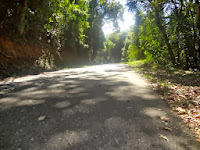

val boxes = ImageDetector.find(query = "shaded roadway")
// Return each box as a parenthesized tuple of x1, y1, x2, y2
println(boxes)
(0, 64, 199, 150)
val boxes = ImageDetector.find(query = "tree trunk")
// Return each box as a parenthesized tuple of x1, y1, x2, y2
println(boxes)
(18, 0, 28, 36)
(191, 12, 198, 69)
(135, 10, 145, 59)
(185, 49, 189, 70)
(196, 0, 200, 31)
(195, 0, 200, 69)
(154, 11, 176, 66)
(91, 43, 97, 62)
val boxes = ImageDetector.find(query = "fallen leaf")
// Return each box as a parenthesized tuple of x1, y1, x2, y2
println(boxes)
(38, 115, 46, 121)
(186, 116, 192, 119)
(176, 107, 187, 115)
(159, 134, 169, 141)
(164, 127, 172, 132)
(160, 116, 170, 122)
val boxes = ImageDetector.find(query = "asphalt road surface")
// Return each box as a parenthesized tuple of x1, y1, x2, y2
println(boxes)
(0, 64, 200, 150)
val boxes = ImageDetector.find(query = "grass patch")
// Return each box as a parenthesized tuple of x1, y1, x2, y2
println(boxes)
(124, 60, 151, 68)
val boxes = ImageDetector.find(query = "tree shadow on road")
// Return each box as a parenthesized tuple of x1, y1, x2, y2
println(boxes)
(0, 65, 199, 150)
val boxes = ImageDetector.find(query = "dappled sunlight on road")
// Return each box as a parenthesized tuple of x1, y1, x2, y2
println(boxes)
(0, 64, 199, 149)
(44, 130, 89, 150)
(54, 101, 71, 109)
(142, 107, 167, 119)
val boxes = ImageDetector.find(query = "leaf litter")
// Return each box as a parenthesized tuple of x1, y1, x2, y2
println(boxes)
(133, 66, 200, 142)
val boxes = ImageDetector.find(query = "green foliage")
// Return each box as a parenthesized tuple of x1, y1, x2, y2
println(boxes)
(121, 32, 131, 62)
(44, 0, 90, 48)
(0, 0, 126, 73)
(1, 0, 90, 49)
(126, 60, 148, 68)
(126, 0, 200, 70)
(1, 0, 199, 71)
(96, 31, 127, 63)
(126, 13, 170, 65)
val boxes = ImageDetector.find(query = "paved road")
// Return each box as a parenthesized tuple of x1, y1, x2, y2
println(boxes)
(0, 64, 199, 150)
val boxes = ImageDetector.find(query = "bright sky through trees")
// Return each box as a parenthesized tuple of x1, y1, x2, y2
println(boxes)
(102, 0, 135, 36)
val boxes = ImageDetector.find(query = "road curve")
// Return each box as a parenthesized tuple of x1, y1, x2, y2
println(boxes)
(0, 64, 199, 150)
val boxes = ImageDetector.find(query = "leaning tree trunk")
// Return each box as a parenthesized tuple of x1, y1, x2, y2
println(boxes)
(18, 0, 28, 36)
(154, 11, 176, 66)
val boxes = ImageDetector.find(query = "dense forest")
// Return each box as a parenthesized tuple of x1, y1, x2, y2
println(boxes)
(0, 0, 123, 78)
(0, 0, 200, 79)
(123, 0, 200, 70)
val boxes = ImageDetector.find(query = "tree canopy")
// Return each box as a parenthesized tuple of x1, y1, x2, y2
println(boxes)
(0, 0, 200, 78)
(124, 0, 200, 70)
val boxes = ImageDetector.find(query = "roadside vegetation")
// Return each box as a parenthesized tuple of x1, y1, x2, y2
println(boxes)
(119, 0, 200, 142)
(0, 0, 123, 79)
(1, 0, 199, 79)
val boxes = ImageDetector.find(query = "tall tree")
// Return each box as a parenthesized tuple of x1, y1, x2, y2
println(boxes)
(127, 0, 145, 59)
(18, 0, 28, 36)
(154, 7, 176, 66)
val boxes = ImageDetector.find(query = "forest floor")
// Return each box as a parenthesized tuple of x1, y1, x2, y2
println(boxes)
(127, 60, 200, 143)
(0, 64, 200, 149)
